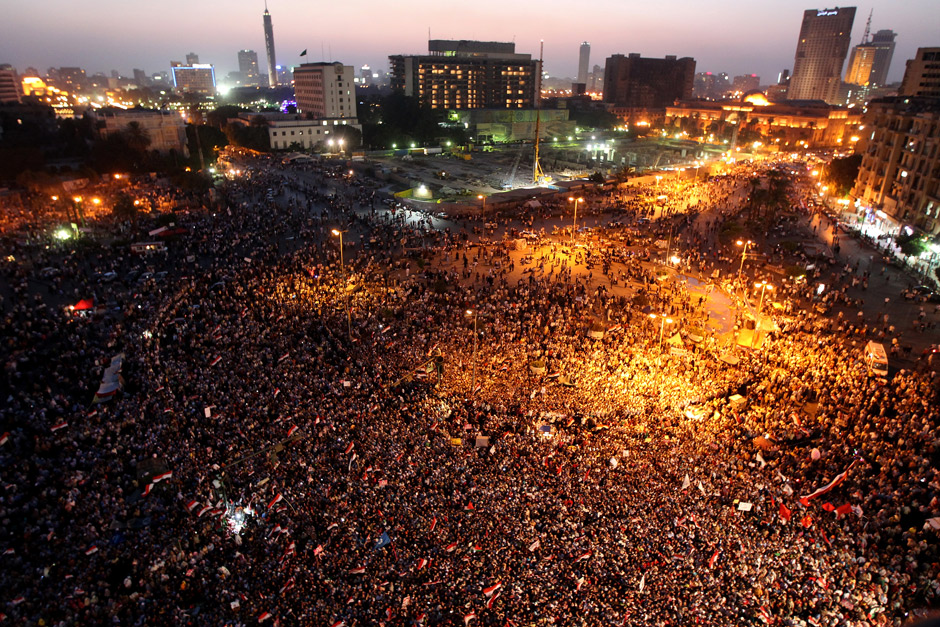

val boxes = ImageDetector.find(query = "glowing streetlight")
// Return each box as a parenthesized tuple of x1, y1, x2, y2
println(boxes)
(568, 197, 584, 247)
(649, 313, 674, 353)
(736, 240, 754, 279)
(477, 194, 486, 222)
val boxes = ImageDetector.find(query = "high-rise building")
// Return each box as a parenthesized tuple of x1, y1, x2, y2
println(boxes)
(186, 52, 200, 66)
(263, 5, 277, 87)
(899, 48, 940, 99)
(293, 62, 358, 120)
(852, 97, 940, 234)
(603, 53, 696, 110)
(171, 64, 217, 95)
(389, 40, 541, 110)
(846, 29, 896, 87)
(0, 64, 22, 103)
(133, 68, 149, 87)
(732, 74, 761, 93)
(578, 42, 590, 85)
(48, 67, 86, 92)
(238, 49, 260, 84)
(788, 7, 856, 103)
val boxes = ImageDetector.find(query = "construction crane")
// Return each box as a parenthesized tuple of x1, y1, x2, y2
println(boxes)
(532, 41, 546, 185)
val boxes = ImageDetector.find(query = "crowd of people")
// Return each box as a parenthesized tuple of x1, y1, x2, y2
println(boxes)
(0, 151, 938, 626)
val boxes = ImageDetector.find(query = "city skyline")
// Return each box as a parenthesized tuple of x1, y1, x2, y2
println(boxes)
(1, 0, 937, 86)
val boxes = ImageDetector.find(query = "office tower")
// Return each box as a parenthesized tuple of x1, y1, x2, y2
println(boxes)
(788, 7, 856, 104)
(578, 42, 590, 84)
(171, 64, 217, 95)
(263, 4, 277, 87)
(293, 62, 358, 119)
(846, 29, 896, 87)
(186, 52, 200, 66)
(0, 64, 22, 103)
(389, 40, 541, 110)
(133, 69, 148, 87)
(732, 74, 761, 93)
(602, 53, 696, 109)
(238, 49, 260, 84)
(899, 48, 940, 98)
(49, 67, 86, 92)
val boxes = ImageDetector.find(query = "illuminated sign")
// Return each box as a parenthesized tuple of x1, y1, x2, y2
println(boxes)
(817, 9, 839, 16)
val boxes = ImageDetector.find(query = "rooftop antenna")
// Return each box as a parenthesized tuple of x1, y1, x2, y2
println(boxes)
(532, 40, 545, 185)
(861, 9, 872, 44)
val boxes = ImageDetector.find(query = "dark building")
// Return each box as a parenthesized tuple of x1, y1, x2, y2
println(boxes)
(788, 7, 856, 104)
(899, 48, 940, 99)
(389, 40, 540, 110)
(602, 53, 695, 110)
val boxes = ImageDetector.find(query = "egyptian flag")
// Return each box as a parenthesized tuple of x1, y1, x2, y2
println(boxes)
(287, 425, 299, 437)
(799, 461, 857, 502)
(313, 545, 324, 556)
(834, 503, 853, 517)
(197, 505, 213, 517)
(430, 516, 437, 532)
(330, 621, 345, 627)
(708, 549, 719, 569)
(472, 383, 481, 394)
(463, 613, 477, 626)
(278, 352, 290, 363)
(486, 591, 501, 609)
(85, 545, 99, 556)
(267, 494, 284, 510)
(51, 421, 68, 432)
(464, 502, 475, 511)
(279, 577, 295, 594)
(185, 500, 199, 513)
(3, 548, 15, 556)
(575, 550, 593, 562)
(575, 576, 586, 592)
(483, 582, 502, 597)
(778, 502, 792, 523)
(0, 432, 9, 446)
(142, 483, 153, 497)
(344, 442, 355, 455)
(258, 611, 273, 622)
(210, 356, 222, 367)
(416, 558, 428, 571)
(151, 471, 173, 484)
(444, 542, 458, 553)
(349, 566, 366, 575)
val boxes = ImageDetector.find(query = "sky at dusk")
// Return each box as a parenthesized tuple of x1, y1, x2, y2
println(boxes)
(2, 0, 937, 86)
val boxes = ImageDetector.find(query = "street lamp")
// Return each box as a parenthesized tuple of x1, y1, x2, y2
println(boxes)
(649, 313, 673, 352)
(332, 229, 352, 338)
(568, 196, 584, 247)
(736, 240, 753, 279)
(477, 194, 486, 223)
(466, 309, 479, 397)
(752, 281, 773, 348)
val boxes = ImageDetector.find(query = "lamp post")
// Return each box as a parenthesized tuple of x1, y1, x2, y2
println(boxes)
(736, 239, 753, 280)
(478, 194, 486, 225)
(752, 281, 773, 348)
(649, 313, 673, 353)
(568, 196, 584, 247)
(332, 229, 352, 339)
(466, 309, 479, 397)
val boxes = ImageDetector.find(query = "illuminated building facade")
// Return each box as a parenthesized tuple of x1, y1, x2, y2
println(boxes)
(94, 109, 189, 156)
(171, 64, 217, 96)
(602, 54, 695, 110)
(852, 97, 940, 234)
(578, 42, 590, 85)
(292, 62, 358, 121)
(238, 50, 260, 85)
(845, 30, 896, 88)
(665, 92, 862, 148)
(389, 40, 540, 110)
(788, 7, 856, 104)
(899, 48, 940, 99)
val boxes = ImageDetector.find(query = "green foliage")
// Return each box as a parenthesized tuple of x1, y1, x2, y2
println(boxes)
(224, 122, 270, 152)
(361, 92, 444, 149)
(588, 171, 606, 183)
(112, 192, 137, 224)
(823, 154, 862, 197)
(895, 232, 928, 257)
(569, 108, 619, 131)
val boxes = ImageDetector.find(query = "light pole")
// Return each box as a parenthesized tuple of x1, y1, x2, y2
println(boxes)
(332, 229, 352, 339)
(568, 196, 584, 247)
(649, 313, 673, 353)
(466, 309, 479, 397)
(478, 194, 486, 225)
(752, 281, 773, 348)
(736, 239, 753, 280)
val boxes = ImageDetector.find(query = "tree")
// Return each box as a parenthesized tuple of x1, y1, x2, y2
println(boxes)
(823, 154, 862, 196)
(124, 121, 152, 155)
(112, 192, 139, 232)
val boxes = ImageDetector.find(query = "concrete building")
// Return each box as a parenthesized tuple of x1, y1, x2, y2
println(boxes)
(389, 40, 540, 110)
(852, 97, 940, 234)
(94, 108, 189, 156)
(292, 62, 358, 120)
(788, 7, 856, 104)
(665, 91, 862, 148)
(263, 5, 277, 87)
(238, 50, 260, 85)
(185, 52, 200, 66)
(845, 29, 896, 88)
(732, 74, 761, 94)
(578, 42, 590, 85)
(0, 64, 22, 103)
(899, 48, 940, 99)
(171, 64, 216, 96)
(236, 112, 359, 151)
(603, 53, 695, 111)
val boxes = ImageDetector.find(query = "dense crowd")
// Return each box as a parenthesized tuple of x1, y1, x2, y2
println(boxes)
(0, 153, 938, 627)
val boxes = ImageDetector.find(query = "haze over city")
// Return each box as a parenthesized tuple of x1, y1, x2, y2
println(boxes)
(2, 0, 937, 83)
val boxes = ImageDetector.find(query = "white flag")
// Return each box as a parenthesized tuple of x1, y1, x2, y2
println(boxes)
(697, 481, 707, 496)
(638, 573, 645, 593)
(756, 452, 766, 468)
(681, 474, 691, 490)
